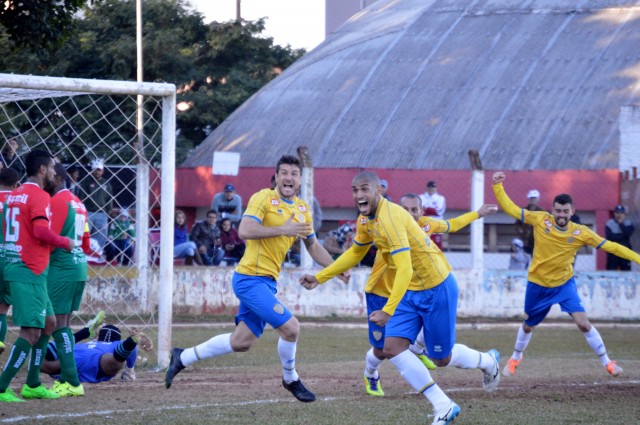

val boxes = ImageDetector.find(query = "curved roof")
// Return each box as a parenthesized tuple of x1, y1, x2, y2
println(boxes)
(183, 0, 640, 170)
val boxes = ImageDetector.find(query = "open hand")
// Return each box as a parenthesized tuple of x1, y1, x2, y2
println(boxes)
(282, 213, 312, 238)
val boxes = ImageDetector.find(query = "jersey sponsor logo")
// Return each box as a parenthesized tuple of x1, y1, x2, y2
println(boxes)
(298, 205, 307, 213)
(544, 228, 550, 234)
(273, 303, 285, 314)
(573, 230, 581, 235)
(360, 218, 367, 225)
(277, 209, 283, 215)
(567, 237, 575, 243)
(422, 224, 431, 232)
(544, 219, 552, 228)
(372, 330, 382, 341)
(271, 199, 280, 206)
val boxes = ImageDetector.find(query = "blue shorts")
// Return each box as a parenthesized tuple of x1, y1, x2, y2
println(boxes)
(524, 278, 585, 327)
(366, 293, 387, 349)
(385, 273, 458, 360)
(232, 272, 292, 338)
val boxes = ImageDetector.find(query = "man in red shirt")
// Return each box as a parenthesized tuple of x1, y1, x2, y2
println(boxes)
(0, 150, 74, 403)
(0, 168, 20, 355)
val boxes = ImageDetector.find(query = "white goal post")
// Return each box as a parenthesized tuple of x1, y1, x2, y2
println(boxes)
(0, 73, 176, 367)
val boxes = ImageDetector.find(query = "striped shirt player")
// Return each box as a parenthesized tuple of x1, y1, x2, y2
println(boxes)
(0, 150, 73, 403)
(300, 173, 496, 424)
(492, 171, 640, 379)
(47, 164, 92, 397)
(165, 155, 340, 404)
(0, 168, 20, 355)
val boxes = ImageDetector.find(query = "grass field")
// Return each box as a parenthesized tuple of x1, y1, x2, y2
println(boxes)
(1, 321, 639, 424)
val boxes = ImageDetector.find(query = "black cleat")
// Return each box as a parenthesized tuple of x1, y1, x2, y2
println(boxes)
(165, 348, 185, 389)
(282, 379, 316, 402)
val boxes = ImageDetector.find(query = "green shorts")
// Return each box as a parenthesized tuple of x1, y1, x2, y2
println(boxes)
(0, 265, 12, 306)
(47, 280, 86, 315)
(9, 281, 53, 328)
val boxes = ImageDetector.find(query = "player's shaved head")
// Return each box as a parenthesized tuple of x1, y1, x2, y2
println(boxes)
(352, 171, 380, 188)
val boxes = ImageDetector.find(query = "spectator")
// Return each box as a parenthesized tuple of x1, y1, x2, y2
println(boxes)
(515, 189, 544, 255)
(0, 137, 25, 179)
(509, 238, 530, 270)
(219, 218, 245, 266)
(605, 204, 635, 271)
(67, 165, 82, 197)
(104, 210, 135, 266)
(322, 223, 355, 260)
(211, 183, 242, 227)
(190, 210, 225, 266)
(174, 210, 202, 265)
(419, 180, 446, 249)
(380, 179, 391, 200)
(80, 160, 113, 249)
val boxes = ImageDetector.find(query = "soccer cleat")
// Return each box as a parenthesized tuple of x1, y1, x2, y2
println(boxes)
(482, 349, 501, 392)
(164, 347, 185, 389)
(50, 381, 84, 397)
(21, 384, 61, 399)
(432, 400, 460, 425)
(363, 375, 384, 396)
(282, 378, 316, 402)
(87, 310, 105, 339)
(606, 361, 622, 377)
(0, 341, 5, 356)
(417, 352, 437, 370)
(503, 357, 522, 377)
(0, 388, 25, 402)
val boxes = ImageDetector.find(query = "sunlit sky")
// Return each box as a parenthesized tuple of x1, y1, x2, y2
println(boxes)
(187, 0, 325, 51)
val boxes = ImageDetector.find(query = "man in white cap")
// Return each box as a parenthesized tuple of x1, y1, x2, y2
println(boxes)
(515, 189, 544, 255)
(79, 160, 113, 249)
(509, 238, 530, 270)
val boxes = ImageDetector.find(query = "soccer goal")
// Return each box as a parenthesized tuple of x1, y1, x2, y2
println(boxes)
(0, 73, 176, 367)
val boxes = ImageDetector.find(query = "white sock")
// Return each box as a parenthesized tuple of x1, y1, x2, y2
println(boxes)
(584, 326, 610, 366)
(389, 349, 450, 410)
(512, 325, 532, 360)
(278, 338, 299, 383)
(181, 333, 233, 367)
(449, 344, 494, 371)
(409, 329, 427, 355)
(364, 347, 384, 378)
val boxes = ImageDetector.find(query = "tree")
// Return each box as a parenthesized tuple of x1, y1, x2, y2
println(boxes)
(0, 0, 304, 164)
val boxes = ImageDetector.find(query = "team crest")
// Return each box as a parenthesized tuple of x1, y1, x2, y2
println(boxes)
(422, 224, 431, 232)
(544, 228, 550, 234)
(271, 199, 280, 206)
(372, 330, 382, 341)
(544, 219, 552, 228)
(573, 230, 581, 235)
(277, 209, 283, 215)
(298, 205, 307, 213)
(567, 237, 575, 243)
(360, 217, 368, 225)
(273, 303, 285, 314)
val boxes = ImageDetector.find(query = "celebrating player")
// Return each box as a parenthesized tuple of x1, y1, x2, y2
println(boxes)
(492, 171, 640, 378)
(165, 154, 347, 402)
(300, 172, 500, 425)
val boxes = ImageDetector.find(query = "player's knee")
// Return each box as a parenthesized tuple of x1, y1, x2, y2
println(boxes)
(277, 317, 299, 342)
(433, 356, 450, 367)
(577, 322, 590, 333)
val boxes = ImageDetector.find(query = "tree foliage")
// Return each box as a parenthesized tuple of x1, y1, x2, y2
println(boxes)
(0, 0, 304, 164)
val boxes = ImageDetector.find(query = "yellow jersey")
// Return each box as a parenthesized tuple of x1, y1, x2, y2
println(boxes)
(364, 211, 479, 297)
(236, 188, 314, 280)
(494, 183, 640, 287)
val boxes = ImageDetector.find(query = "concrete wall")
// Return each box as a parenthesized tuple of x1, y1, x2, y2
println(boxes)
(83, 266, 640, 320)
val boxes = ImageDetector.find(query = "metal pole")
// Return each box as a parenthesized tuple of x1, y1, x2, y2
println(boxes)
(297, 147, 313, 268)
(468, 150, 484, 271)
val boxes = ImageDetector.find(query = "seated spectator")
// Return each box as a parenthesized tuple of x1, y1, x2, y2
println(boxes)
(174, 210, 202, 265)
(190, 210, 225, 266)
(509, 238, 530, 270)
(322, 223, 355, 260)
(104, 210, 135, 265)
(219, 217, 245, 266)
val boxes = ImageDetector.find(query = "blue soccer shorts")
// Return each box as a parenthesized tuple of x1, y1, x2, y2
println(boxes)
(385, 273, 458, 360)
(524, 277, 585, 327)
(366, 292, 388, 349)
(232, 272, 292, 338)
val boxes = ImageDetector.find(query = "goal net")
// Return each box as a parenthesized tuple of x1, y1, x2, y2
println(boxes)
(0, 73, 176, 367)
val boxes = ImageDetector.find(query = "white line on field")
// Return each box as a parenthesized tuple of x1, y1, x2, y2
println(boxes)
(0, 396, 349, 423)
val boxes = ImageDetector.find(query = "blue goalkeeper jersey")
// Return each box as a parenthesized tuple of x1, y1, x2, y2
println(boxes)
(49, 341, 138, 383)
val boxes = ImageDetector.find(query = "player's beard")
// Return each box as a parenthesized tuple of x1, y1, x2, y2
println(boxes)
(43, 177, 56, 196)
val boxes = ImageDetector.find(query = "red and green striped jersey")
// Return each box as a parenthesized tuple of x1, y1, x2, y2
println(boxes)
(48, 189, 88, 282)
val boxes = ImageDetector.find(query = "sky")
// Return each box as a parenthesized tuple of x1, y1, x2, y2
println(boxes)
(187, 0, 325, 51)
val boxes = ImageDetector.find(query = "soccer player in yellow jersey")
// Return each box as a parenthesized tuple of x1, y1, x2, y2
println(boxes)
(301, 172, 500, 425)
(493, 171, 640, 378)
(360, 193, 500, 399)
(165, 155, 345, 402)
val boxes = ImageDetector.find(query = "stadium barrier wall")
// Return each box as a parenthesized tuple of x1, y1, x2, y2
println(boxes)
(82, 267, 640, 320)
